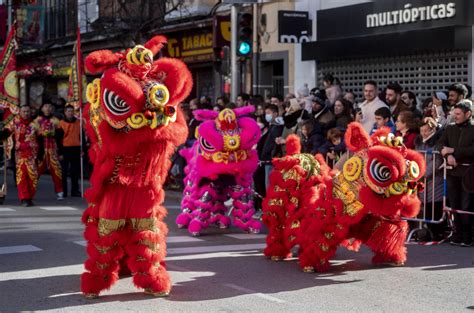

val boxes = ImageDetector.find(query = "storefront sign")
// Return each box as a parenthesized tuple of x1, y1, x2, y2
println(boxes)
(278, 11, 312, 43)
(213, 15, 231, 48)
(317, 0, 472, 41)
(367, 2, 456, 28)
(166, 30, 214, 63)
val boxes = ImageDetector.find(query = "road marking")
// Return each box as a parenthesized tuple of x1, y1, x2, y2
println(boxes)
(0, 208, 15, 212)
(165, 204, 181, 210)
(39, 206, 78, 211)
(223, 283, 286, 304)
(74, 240, 87, 247)
(167, 236, 203, 243)
(0, 245, 42, 255)
(224, 234, 267, 240)
(168, 243, 265, 255)
(73, 235, 203, 247)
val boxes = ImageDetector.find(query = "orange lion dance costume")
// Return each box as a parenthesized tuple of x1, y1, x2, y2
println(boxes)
(263, 123, 426, 272)
(80, 36, 192, 298)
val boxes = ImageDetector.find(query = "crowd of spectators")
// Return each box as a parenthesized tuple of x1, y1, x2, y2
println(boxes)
(173, 75, 474, 246)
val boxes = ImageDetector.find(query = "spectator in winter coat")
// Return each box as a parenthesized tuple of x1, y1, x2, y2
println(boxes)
(395, 110, 419, 149)
(310, 93, 335, 134)
(333, 98, 353, 130)
(323, 73, 342, 107)
(319, 127, 346, 167)
(300, 120, 325, 154)
(261, 104, 284, 188)
(370, 106, 396, 134)
(415, 117, 445, 241)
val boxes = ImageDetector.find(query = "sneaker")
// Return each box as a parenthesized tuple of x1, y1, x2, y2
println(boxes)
(71, 191, 82, 197)
(26, 200, 34, 207)
(56, 192, 64, 200)
(20, 199, 29, 207)
(460, 241, 473, 247)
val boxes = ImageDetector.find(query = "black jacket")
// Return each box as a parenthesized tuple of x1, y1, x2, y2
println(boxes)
(436, 119, 474, 177)
(260, 123, 284, 161)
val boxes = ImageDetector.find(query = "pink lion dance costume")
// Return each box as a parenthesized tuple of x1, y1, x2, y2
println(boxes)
(176, 106, 261, 236)
(263, 123, 426, 272)
(80, 36, 192, 298)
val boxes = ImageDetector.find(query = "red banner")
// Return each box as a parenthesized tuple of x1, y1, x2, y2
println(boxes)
(0, 25, 19, 117)
(67, 27, 84, 110)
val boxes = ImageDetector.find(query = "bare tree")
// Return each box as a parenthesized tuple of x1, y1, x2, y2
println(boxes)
(91, 0, 185, 47)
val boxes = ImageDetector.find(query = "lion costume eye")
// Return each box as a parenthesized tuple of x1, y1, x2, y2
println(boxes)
(369, 158, 392, 183)
(103, 88, 131, 116)
(199, 137, 215, 152)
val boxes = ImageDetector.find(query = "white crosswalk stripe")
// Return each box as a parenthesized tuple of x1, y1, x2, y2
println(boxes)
(224, 234, 267, 240)
(39, 206, 78, 211)
(0, 208, 15, 212)
(0, 245, 43, 255)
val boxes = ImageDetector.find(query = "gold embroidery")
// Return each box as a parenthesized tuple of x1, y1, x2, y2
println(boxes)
(138, 239, 160, 252)
(291, 220, 300, 229)
(129, 218, 158, 232)
(282, 169, 299, 182)
(96, 261, 110, 270)
(268, 198, 283, 206)
(98, 218, 126, 236)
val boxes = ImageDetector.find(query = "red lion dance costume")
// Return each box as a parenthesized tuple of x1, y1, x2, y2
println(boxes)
(80, 36, 192, 298)
(36, 114, 63, 194)
(176, 106, 261, 236)
(263, 123, 426, 272)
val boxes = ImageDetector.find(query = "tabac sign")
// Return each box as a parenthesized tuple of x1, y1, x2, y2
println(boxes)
(166, 29, 214, 63)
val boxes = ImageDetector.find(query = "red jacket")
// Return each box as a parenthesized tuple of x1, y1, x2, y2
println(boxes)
(396, 129, 418, 149)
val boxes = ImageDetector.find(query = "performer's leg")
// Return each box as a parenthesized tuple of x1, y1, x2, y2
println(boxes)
(187, 183, 216, 236)
(26, 159, 38, 200)
(126, 216, 171, 296)
(16, 160, 30, 201)
(81, 216, 125, 297)
(48, 152, 63, 193)
(367, 220, 409, 265)
(176, 177, 195, 228)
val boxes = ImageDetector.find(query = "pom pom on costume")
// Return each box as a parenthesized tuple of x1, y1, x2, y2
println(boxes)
(262, 122, 426, 272)
(80, 36, 192, 298)
(177, 106, 261, 236)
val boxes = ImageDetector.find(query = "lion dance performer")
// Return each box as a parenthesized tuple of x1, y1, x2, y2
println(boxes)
(80, 36, 192, 298)
(176, 106, 261, 236)
(36, 103, 63, 200)
(263, 123, 426, 272)
(0, 105, 40, 207)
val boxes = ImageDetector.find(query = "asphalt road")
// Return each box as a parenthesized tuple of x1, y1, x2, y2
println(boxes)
(0, 172, 473, 312)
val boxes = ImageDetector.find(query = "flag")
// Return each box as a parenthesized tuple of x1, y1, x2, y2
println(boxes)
(0, 24, 19, 117)
(67, 27, 85, 110)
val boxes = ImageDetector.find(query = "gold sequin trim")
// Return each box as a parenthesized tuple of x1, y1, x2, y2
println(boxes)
(268, 198, 283, 206)
(130, 218, 158, 232)
(98, 218, 126, 237)
(138, 239, 160, 252)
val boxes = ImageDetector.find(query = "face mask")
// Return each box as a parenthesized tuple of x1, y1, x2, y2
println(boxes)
(265, 114, 273, 123)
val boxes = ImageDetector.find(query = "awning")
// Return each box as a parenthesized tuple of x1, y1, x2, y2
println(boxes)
(302, 26, 472, 61)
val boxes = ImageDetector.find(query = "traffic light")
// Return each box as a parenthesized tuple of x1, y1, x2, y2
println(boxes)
(237, 12, 252, 58)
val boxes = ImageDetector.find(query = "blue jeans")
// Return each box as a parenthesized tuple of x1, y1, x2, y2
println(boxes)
(264, 165, 273, 190)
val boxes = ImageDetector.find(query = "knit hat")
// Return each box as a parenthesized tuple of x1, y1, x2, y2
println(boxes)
(310, 95, 325, 106)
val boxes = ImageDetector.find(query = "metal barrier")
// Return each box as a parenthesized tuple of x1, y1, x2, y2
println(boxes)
(405, 150, 474, 244)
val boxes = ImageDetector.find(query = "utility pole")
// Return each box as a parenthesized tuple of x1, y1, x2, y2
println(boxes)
(230, 4, 239, 102)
